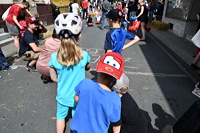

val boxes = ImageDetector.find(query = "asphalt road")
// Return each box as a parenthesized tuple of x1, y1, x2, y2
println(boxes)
(0, 20, 199, 133)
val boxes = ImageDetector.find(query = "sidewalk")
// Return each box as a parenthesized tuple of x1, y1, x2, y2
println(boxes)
(148, 28, 199, 82)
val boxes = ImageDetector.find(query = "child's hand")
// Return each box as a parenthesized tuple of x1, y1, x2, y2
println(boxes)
(19, 26, 24, 30)
(127, 21, 130, 23)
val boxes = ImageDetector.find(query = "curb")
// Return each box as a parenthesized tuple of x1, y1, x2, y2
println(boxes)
(147, 31, 199, 83)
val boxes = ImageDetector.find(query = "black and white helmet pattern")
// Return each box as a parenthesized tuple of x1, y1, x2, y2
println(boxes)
(54, 13, 82, 35)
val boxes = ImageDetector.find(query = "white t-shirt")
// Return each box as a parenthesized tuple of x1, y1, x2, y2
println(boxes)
(72, 3, 79, 15)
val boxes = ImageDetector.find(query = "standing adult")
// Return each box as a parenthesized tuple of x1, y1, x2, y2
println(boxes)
(196, 13, 200, 33)
(128, 0, 138, 20)
(100, 0, 111, 30)
(192, 13, 200, 58)
(82, 0, 88, 20)
(72, 0, 80, 15)
(156, 0, 164, 20)
(27, 0, 39, 18)
(5, 1, 29, 52)
(148, 0, 156, 22)
(136, 0, 148, 41)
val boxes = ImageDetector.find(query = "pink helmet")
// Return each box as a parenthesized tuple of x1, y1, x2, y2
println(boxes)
(54, 13, 82, 35)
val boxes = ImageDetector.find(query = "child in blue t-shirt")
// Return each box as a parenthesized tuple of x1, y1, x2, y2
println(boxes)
(104, 9, 140, 54)
(49, 13, 91, 133)
(70, 52, 125, 133)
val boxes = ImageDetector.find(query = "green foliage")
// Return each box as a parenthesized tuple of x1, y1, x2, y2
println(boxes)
(150, 20, 169, 30)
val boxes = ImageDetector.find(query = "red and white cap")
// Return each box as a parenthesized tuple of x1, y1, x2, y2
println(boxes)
(96, 52, 124, 79)
(26, 16, 38, 24)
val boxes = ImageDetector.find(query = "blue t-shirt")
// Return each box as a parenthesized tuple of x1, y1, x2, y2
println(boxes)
(49, 51, 91, 106)
(19, 29, 36, 57)
(70, 79, 121, 133)
(104, 28, 135, 54)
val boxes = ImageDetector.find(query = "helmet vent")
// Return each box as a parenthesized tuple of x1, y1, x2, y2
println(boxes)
(71, 20, 77, 26)
(63, 14, 68, 19)
(56, 20, 59, 26)
(74, 16, 79, 19)
(62, 24, 67, 27)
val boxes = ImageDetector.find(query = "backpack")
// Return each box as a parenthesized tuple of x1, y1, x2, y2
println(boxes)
(2, 6, 11, 21)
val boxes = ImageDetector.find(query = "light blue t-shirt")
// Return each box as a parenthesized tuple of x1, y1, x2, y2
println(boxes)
(49, 51, 91, 106)
(70, 79, 121, 133)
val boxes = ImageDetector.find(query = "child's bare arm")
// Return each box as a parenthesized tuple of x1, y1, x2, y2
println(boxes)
(74, 94, 79, 103)
(113, 125, 121, 133)
(85, 63, 91, 71)
(122, 35, 140, 50)
(50, 67, 57, 82)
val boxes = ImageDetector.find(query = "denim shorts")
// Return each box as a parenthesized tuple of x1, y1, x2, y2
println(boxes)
(121, 21, 128, 28)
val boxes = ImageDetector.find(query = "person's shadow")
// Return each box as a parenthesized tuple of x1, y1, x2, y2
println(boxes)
(152, 103, 177, 132)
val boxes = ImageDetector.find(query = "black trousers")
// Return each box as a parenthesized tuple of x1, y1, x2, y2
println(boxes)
(173, 100, 200, 133)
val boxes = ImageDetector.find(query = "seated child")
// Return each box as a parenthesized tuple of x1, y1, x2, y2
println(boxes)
(121, 8, 130, 30)
(87, 13, 93, 26)
(108, 73, 149, 133)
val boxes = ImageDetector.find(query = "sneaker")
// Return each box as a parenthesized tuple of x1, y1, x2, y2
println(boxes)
(3, 65, 18, 71)
(0, 76, 2, 79)
(191, 64, 199, 69)
(192, 88, 200, 98)
(26, 64, 37, 72)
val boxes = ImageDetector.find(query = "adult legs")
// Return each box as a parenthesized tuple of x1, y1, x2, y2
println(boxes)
(140, 22, 146, 40)
(13, 35, 20, 52)
(192, 52, 200, 65)
(100, 11, 108, 29)
(85, 8, 88, 20)
(82, 9, 85, 19)
(0, 48, 10, 70)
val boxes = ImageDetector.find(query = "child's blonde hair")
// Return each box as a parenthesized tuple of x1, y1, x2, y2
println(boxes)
(57, 33, 83, 66)
(123, 8, 128, 13)
(118, 2, 122, 5)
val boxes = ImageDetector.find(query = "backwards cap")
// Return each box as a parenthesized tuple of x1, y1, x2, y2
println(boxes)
(106, 9, 122, 21)
(96, 52, 124, 79)
(26, 16, 38, 25)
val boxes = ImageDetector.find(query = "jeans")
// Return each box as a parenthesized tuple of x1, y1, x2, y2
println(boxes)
(0, 48, 10, 70)
(82, 8, 88, 19)
(101, 11, 108, 29)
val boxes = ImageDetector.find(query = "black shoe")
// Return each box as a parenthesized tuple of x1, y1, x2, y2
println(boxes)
(26, 63, 37, 72)
(191, 64, 199, 69)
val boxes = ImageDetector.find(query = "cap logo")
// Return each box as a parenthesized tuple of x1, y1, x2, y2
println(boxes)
(103, 56, 120, 70)
(31, 17, 36, 21)
(105, 67, 113, 72)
